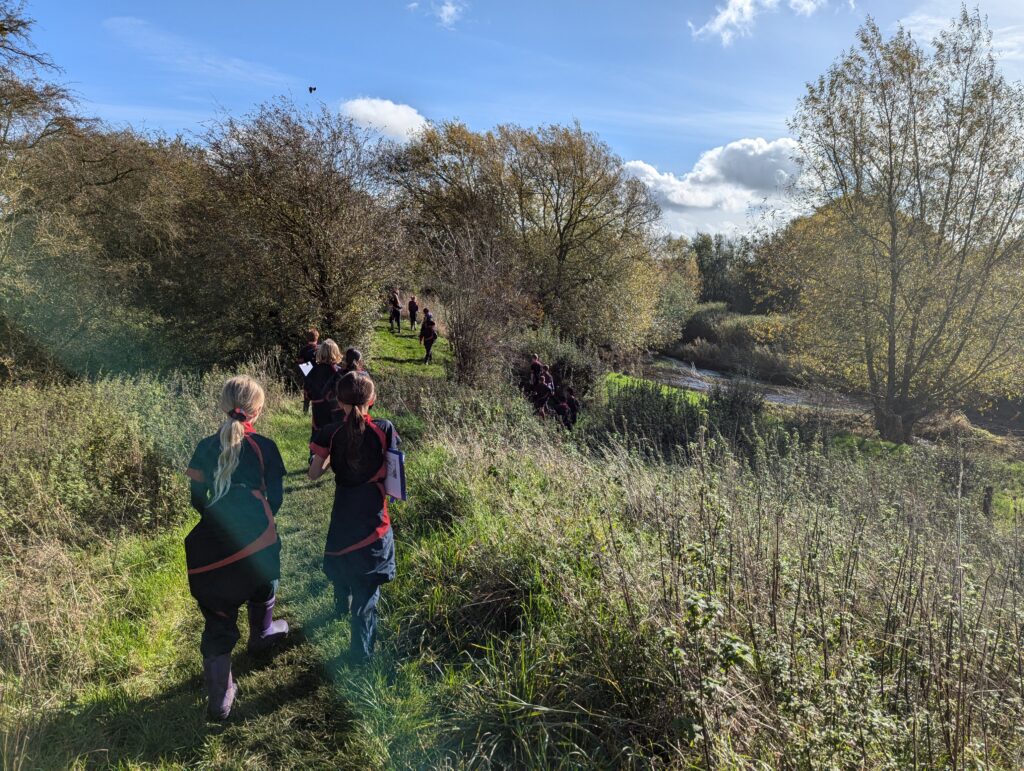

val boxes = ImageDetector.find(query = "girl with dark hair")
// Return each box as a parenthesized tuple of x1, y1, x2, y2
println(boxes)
(308, 371, 399, 661)
(343, 347, 364, 373)
(184, 376, 289, 720)
(419, 309, 438, 364)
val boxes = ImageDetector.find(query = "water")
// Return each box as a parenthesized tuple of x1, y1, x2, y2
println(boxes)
(647, 356, 867, 413)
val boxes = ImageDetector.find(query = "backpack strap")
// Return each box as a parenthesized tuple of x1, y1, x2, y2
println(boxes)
(244, 434, 267, 492)
(187, 434, 275, 576)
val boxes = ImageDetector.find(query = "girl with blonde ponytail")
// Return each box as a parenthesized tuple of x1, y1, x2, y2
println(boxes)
(308, 371, 399, 662)
(183, 375, 290, 720)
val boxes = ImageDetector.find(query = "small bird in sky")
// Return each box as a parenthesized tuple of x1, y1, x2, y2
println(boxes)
(308, 86, 316, 94)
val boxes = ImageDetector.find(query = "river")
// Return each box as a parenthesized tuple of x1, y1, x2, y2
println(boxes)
(646, 355, 867, 413)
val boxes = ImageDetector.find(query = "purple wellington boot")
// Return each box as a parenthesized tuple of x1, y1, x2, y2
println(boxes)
(203, 654, 237, 720)
(247, 596, 289, 654)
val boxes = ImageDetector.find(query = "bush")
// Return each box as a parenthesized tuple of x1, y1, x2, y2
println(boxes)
(682, 302, 730, 345)
(589, 375, 705, 457)
(706, 377, 766, 449)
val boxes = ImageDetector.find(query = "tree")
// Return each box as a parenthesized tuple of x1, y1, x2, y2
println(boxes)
(385, 122, 529, 382)
(501, 123, 660, 349)
(204, 99, 402, 350)
(649, 235, 701, 347)
(787, 11, 1024, 442)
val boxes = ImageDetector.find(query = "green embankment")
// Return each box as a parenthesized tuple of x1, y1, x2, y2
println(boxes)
(15, 323, 451, 768)
(9, 320, 1024, 767)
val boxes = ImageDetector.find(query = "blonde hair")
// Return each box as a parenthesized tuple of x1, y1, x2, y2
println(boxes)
(210, 375, 266, 505)
(316, 339, 342, 364)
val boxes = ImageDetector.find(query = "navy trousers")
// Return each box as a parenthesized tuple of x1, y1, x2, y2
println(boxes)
(198, 581, 276, 656)
(332, 578, 381, 660)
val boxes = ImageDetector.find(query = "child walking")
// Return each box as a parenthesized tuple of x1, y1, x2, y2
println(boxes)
(184, 376, 289, 720)
(308, 372, 398, 662)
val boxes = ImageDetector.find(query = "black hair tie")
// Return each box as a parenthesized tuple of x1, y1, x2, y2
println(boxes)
(228, 408, 249, 422)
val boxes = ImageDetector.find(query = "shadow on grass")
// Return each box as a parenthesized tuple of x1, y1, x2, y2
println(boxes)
(23, 636, 368, 768)
(377, 355, 426, 365)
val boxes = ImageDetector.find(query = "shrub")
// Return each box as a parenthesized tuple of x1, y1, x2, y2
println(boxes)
(590, 375, 705, 457)
(682, 302, 730, 345)
(706, 377, 766, 449)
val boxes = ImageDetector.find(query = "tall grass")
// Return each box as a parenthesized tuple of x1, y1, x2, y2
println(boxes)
(0, 359, 285, 762)
(356, 381, 1024, 768)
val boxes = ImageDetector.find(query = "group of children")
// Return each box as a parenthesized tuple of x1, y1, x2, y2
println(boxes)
(184, 331, 399, 721)
(388, 290, 439, 364)
(528, 353, 581, 429)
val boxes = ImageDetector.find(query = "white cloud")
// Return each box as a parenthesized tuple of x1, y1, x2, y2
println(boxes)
(102, 17, 292, 86)
(435, 1, 464, 29)
(406, 2, 419, 9)
(900, 6, 1024, 77)
(340, 97, 427, 140)
(689, 0, 834, 46)
(789, 0, 827, 15)
(625, 137, 799, 234)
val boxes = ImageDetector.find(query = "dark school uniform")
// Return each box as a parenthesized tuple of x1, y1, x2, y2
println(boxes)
(529, 360, 543, 386)
(298, 342, 318, 412)
(184, 426, 286, 655)
(419, 317, 438, 362)
(408, 299, 419, 327)
(310, 416, 399, 658)
(567, 393, 581, 425)
(303, 361, 342, 435)
(389, 295, 402, 330)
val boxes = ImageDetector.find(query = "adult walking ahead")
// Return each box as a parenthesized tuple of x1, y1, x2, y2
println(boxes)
(184, 376, 289, 720)
(407, 295, 419, 329)
(308, 371, 399, 662)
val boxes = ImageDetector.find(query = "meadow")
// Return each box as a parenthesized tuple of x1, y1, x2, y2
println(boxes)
(2, 321, 1023, 769)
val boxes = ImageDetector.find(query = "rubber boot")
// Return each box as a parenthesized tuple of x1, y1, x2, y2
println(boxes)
(247, 596, 289, 654)
(203, 654, 236, 720)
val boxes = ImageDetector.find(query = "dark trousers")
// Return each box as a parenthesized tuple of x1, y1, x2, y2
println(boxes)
(332, 578, 381, 660)
(423, 337, 435, 363)
(409, 311, 418, 328)
(198, 581, 276, 657)
(389, 309, 401, 331)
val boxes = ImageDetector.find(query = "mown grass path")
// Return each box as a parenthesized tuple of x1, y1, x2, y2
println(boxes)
(25, 322, 450, 769)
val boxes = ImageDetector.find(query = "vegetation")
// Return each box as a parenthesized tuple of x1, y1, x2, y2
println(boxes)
(780, 10, 1024, 442)
(6, 325, 1024, 767)
(5, 3, 1024, 769)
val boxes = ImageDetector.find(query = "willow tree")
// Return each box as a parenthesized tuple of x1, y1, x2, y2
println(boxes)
(788, 10, 1024, 442)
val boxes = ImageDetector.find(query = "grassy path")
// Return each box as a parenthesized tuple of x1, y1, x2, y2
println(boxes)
(23, 322, 450, 769)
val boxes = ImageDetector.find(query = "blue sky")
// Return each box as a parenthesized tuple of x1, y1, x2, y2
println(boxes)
(26, 0, 1024, 233)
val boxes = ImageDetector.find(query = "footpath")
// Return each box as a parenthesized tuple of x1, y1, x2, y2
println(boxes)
(26, 322, 447, 769)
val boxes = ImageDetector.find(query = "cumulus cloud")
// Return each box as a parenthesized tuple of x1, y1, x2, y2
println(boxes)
(625, 137, 799, 233)
(102, 17, 291, 86)
(689, 0, 833, 45)
(340, 98, 427, 140)
(435, 1, 464, 29)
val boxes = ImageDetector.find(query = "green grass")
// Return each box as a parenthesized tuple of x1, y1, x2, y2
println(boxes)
(603, 371, 706, 406)
(11, 317, 1024, 768)
(367, 318, 450, 379)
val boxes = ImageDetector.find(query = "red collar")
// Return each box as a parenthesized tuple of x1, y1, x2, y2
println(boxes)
(243, 422, 255, 434)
